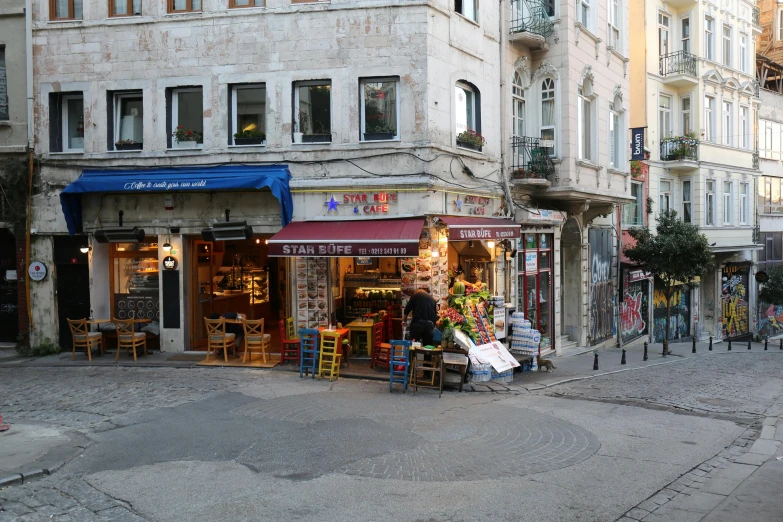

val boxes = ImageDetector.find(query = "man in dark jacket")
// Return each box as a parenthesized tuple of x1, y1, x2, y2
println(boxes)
(404, 289, 437, 345)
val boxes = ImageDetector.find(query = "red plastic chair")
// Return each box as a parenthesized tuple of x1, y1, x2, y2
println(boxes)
(370, 321, 391, 369)
(279, 319, 300, 365)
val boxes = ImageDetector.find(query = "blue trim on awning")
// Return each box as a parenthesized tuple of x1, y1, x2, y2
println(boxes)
(60, 164, 293, 235)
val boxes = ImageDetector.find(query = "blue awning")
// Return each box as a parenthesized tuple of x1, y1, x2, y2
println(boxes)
(60, 164, 293, 235)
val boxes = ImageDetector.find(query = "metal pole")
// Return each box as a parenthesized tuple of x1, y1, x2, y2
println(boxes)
(709, 336, 713, 351)
(593, 352, 599, 370)
(621, 349, 626, 364)
(643, 342, 648, 361)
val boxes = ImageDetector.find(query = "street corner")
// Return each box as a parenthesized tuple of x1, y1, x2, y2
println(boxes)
(0, 420, 91, 482)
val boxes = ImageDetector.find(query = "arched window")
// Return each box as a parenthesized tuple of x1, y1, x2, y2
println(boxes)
(455, 81, 481, 144)
(540, 78, 556, 156)
(577, 76, 595, 161)
(512, 72, 525, 138)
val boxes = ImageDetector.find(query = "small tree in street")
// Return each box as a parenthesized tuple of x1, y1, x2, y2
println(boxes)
(759, 266, 783, 306)
(624, 210, 712, 353)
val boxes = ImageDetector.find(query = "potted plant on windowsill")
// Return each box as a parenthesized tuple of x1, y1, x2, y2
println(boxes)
(293, 110, 307, 144)
(115, 139, 143, 151)
(233, 129, 266, 146)
(303, 122, 331, 143)
(456, 129, 485, 152)
(171, 126, 202, 149)
(363, 122, 396, 141)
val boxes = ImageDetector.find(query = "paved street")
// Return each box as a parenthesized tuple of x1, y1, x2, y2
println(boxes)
(1, 350, 782, 522)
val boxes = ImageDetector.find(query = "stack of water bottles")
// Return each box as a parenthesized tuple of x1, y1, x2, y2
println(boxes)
(469, 362, 493, 382)
(490, 368, 514, 383)
(509, 311, 541, 356)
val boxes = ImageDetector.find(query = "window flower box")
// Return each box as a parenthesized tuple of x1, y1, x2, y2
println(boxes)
(302, 134, 331, 143)
(115, 141, 143, 151)
(171, 126, 202, 149)
(174, 140, 198, 149)
(364, 132, 395, 141)
(456, 129, 486, 152)
(457, 140, 482, 152)
(233, 130, 265, 146)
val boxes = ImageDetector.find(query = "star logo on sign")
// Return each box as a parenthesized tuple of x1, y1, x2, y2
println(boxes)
(453, 195, 462, 212)
(326, 196, 340, 213)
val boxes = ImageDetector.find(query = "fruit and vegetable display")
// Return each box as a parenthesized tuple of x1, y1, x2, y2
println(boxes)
(439, 281, 495, 344)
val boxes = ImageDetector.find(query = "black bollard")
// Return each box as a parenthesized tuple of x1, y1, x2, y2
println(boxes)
(780, 339, 782, 350)
(709, 336, 713, 351)
(593, 352, 599, 371)
(728, 339, 732, 351)
(643, 342, 648, 361)
(765, 337, 768, 351)
(662, 340, 667, 357)
(748, 339, 752, 350)
(692, 337, 696, 353)
(621, 349, 626, 365)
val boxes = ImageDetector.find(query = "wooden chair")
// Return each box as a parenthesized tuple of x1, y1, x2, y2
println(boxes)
(318, 331, 342, 382)
(370, 321, 392, 369)
(411, 347, 443, 397)
(279, 319, 300, 364)
(242, 318, 270, 364)
(383, 306, 393, 341)
(204, 317, 235, 363)
(67, 318, 103, 362)
(299, 328, 319, 378)
(114, 318, 147, 362)
(389, 340, 411, 393)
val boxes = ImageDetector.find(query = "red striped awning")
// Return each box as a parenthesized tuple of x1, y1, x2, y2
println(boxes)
(267, 218, 425, 257)
(438, 216, 521, 241)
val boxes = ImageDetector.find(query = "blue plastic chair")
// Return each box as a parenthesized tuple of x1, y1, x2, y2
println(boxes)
(389, 340, 412, 393)
(299, 328, 319, 378)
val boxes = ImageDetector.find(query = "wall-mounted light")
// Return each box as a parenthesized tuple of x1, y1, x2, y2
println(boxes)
(255, 238, 261, 244)
(487, 240, 496, 250)
(264, 239, 268, 245)
(162, 232, 172, 251)
(80, 246, 92, 254)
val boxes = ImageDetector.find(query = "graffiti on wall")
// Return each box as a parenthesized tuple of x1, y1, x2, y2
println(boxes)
(620, 279, 649, 343)
(589, 229, 614, 345)
(758, 303, 783, 337)
(721, 263, 750, 340)
(652, 284, 690, 342)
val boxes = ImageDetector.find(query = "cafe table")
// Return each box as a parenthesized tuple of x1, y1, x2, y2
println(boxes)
(345, 319, 375, 358)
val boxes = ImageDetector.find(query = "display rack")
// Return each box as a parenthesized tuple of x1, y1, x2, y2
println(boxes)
(246, 269, 269, 304)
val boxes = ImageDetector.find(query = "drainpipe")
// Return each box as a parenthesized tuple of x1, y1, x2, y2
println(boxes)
(499, 0, 513, 304)
(24, 0, 34, 334)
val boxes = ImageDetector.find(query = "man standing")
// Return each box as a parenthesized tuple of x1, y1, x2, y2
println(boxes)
(404, 289, 437, 345)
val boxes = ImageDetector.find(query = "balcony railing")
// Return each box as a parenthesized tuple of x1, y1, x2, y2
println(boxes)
(659, 51, 698, 77)
(660, 136, 699, 162)
(510, 0, 554, 39)
(510, 136, 556, 180)
(753, 151, 759, 170)
(752, 6, 760, 28)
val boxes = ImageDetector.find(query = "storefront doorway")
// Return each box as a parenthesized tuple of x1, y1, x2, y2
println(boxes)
(54, 236, 90, 351)
(0, 230, 17, 342)
(517, 232, 554, 351)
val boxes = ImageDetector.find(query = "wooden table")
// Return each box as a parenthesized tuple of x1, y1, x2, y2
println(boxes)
(345, 319, 375, 358)
(442, 352, 469, 393)
(409, 345, 443, 396)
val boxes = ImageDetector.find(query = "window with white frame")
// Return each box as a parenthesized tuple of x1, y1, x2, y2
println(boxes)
(361, 78, 399, 142)
(658, 13, 670, 56)
(169, 87, 203, 148)
(722, 101, 733, 146)
(705, 95, 715, 142)
(659, 180, 672, 213)
(705, 16, 714, 61)
(609, 110, 620, 169)
(577, 84, 593, 161)
(512, 72, 525, 138)
(231, 84, 266, 145)
(454, 0, 478, 22)
(579, 0, 590, 29)
(112, 92, 143, 150)
(740, 106, 749, 149)
(706, 180, 715, 225)
(739, 33, 748, 73)
(543, 0, 554, 16)
(49, 93, 84, 153)
(659, 94, 672, 138)
(722, 24, 732, 67)
(723, 180, 733, 225)
(682, 180, 692, 223)
(778, 9, 783, 40)
(540, 78, 556, 156)
(740, 182, 749, 225)
(607, 0, 620, 49)
(455, 81, 480, 145)
(681, 96, 691, 135)
(623, 181, 643, 226)
(681, 17, 690, 53)
(294, 80, 332, 143)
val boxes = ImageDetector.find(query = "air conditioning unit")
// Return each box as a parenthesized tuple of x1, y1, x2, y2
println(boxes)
(94, 227, 146, 243)
(201, 221, 253, 241)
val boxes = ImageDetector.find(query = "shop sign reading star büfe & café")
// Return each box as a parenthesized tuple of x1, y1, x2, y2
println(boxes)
(326, 192, 398, 214)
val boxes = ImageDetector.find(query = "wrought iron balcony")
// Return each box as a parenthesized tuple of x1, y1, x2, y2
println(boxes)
(660, 136, 699, 162)
(753, 6, 760, 28)
(510, 0, 554, 39)
(753, 151, 759, 170)
(659, 51, 697, 77)
(510, 136, 555, 181)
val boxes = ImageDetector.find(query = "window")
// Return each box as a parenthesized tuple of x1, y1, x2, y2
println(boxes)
(512, 72, 525, 138)
(681, 17, 690, 53)
(230, 0, 264, 6)
(0, 47, 7, 121)
(168, 0, 200, 12)
(49, 93, 84, 152)
(295, 81, 331, 143)
(50, 0, 82, 19)
(722, 101, 732, 146)
(110, 0, 141, 16)
(579, 0, 590, 28)
(659, 180, 672, 213)
(658, 94, 672, 138)
(361, 78, 399, 142)
(455, 0, 478, 22)
(681, 96, 691, 135)
(168, 87, 203, 148)
(111, 239, 159, 321)
(609, 110, 620, 169)
(739, 34, 748, 73)
(740, 183, 749, 225)
(540, 78, 556, 156)
(577, 86, 592, 160)
(740, 106, 749, 149)
(231, 84, 266, 145)
(706, 180, 715, 225)
(723, 180, 732, 225)
(778, 9, 783, 40)
(607, 0, 620, 48)
(658, 13, 670, 56)
(705, 16, 714, 61)
(455, 82, 480, 146)
(682, 180, 692, 223)
(704, 95, 715, 142)
(111, 92, 143, 150)
(543, 0, 554, 16)
(722, 24, 731, 67)
(623, 182, 643, 226)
